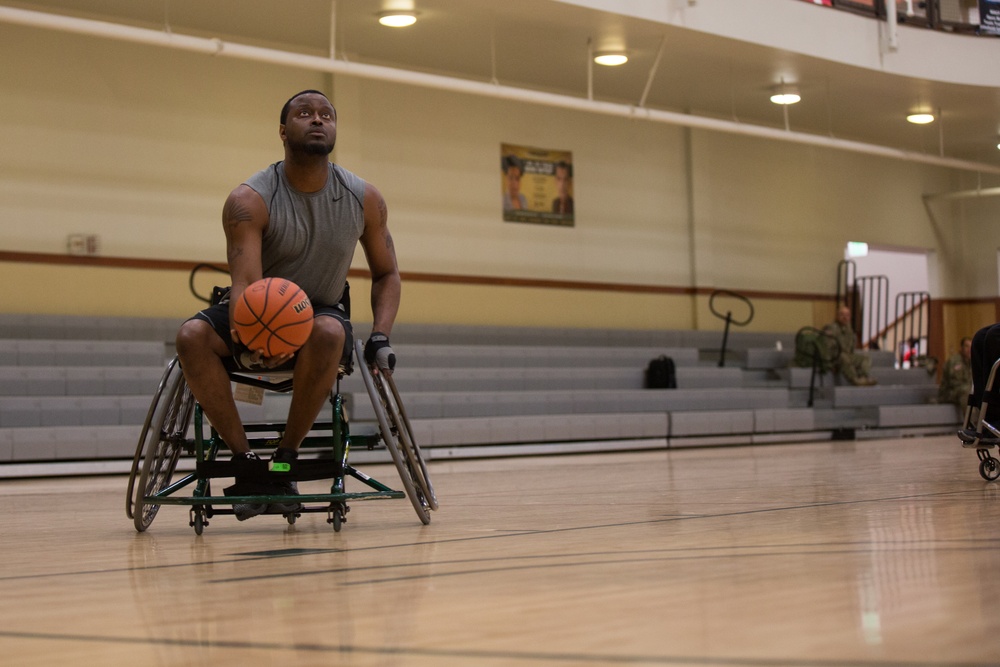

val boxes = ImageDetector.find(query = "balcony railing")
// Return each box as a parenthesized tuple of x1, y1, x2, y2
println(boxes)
(801, 0, 1000, 36)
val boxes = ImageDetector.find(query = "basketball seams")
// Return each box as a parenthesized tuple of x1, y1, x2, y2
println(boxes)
(232, 277, 314, 355)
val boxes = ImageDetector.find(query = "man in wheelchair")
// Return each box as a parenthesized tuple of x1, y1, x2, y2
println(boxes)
(960, 323, 1000, 443)
(175, 90, 400, 520)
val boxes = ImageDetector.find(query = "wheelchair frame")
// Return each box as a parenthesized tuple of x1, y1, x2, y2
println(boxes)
(126, 340, 437, 534)
(958, 356, 1000, 481)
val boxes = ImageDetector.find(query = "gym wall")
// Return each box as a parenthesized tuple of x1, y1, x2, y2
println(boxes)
(0, 21, 996, 334)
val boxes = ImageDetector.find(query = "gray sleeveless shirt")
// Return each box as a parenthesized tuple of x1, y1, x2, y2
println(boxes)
(244, 162, 366, 308)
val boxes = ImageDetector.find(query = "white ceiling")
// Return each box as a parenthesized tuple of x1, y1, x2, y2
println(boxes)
(5, 0, 1000, 171)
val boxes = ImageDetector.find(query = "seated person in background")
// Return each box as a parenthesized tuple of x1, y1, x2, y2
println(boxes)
(823, 305, 877, 386)
(938, 336, 972, 409)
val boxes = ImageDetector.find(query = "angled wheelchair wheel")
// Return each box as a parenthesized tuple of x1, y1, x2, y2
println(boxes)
(355, 341, 436, 524)
(126, 357, 195, 532)
(382, 371, 438, 511)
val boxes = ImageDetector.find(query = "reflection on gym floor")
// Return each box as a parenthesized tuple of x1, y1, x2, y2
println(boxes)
(1, 435, 999, 666)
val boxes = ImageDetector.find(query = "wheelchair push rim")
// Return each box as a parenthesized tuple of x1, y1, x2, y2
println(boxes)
(383, 370, 438, 510)
(355, 340, 437, 524)
(128, 357, 195, 532)
(127, 356, 180, 520)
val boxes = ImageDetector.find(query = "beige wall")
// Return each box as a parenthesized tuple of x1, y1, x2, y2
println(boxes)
(1, 23, 998, 333)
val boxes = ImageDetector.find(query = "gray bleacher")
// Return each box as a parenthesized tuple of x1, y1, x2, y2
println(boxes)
(0, 313, 959, 473)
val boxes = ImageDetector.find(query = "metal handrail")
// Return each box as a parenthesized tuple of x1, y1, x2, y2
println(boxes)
(709, 290, 754, 368)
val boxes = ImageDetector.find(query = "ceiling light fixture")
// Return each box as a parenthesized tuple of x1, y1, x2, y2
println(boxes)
(378, 11, 416, 27)
(769, 85, 801, 105)
(906, 112, 935, 124)
(594, 52, 628, 66)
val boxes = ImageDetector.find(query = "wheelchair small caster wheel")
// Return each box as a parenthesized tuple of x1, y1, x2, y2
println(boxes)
(190, 510, 207, 535)
(328, 505, 347, 532)
(286, 513, 297, 526)
(980, 456, 1000, 481)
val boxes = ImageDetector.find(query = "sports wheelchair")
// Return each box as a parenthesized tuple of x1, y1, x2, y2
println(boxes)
(958, 356, 1000, 481)
(125, 275, 436, 534)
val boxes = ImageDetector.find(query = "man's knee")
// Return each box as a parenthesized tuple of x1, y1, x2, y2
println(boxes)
(176, 319, 226, 358)
(305, 316, 347, 355)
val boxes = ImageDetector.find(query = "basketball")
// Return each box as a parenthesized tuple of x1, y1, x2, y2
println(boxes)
(233, 278, 314, 357)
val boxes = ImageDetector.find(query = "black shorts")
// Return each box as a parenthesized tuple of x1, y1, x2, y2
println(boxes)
(190, 301, 353, 374)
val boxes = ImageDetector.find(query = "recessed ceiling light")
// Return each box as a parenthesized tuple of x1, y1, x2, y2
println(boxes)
(594, 52, 628, 66)
(378, 11, 417, 27)
(906, 113, 935, 124)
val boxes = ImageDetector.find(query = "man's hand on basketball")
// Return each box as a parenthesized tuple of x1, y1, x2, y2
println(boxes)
(364, 332, 396, 374)
(231, 328, 293, 369)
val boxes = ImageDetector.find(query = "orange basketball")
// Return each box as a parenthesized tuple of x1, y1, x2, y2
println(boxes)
(233, 278, 314, 357)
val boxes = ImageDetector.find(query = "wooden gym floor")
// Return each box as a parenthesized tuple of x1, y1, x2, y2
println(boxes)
(1, 435, 999, 666)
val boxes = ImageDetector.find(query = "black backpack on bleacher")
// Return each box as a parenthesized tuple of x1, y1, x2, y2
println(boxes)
(645, 355, 677, 389)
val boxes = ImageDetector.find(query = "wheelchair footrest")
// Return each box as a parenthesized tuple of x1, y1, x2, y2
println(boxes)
(959, 427, 1000, 448)
(151, 490, 406, 506)
(197, 458, 342, 482)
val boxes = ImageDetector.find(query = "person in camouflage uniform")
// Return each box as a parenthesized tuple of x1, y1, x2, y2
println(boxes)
(824, 305, 877, 386)
(938, 336, 972, 408)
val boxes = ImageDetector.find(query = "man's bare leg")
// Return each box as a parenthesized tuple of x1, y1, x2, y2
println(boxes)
(175, 319, 251, 454)
(278, 316, 345, 452)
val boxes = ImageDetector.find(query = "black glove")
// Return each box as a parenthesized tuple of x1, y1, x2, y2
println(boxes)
(364, 332, 396, 372)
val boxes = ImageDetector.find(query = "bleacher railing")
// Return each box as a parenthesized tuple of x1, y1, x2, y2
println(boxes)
(805, 0, 997, 36)
(709, 290, 754, 368)
(854, 275, 890, 351)
(890, 291, 932, 367)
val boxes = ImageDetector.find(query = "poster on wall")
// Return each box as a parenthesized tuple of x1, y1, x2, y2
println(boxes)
(500, 143, 574, 227)
(981, 0, 1000, 35)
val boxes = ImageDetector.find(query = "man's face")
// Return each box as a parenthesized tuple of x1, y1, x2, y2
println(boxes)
(962, 338, 972, 361)
(837, 307, 851, 326)
(281, 93, 337, 156)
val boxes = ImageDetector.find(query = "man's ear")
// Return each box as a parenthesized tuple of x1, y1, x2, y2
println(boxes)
(278, 124, 286, 142)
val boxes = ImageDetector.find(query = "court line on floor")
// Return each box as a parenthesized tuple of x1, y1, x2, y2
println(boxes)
(0, 629, 993, 667)
(209, 487, 987, 582)
(211, 544, 1000, 585)
(0, 487, 983, 584)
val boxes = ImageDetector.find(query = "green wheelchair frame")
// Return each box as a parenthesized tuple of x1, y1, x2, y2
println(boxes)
(126, 339, 437, 534)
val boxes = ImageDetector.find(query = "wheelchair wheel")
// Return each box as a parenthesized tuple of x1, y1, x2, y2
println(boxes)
(383, 370, 438, 511)
(980, 455, 1000, 482)
(355, 341, 436, 524)
(127, 357, 195, 532)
